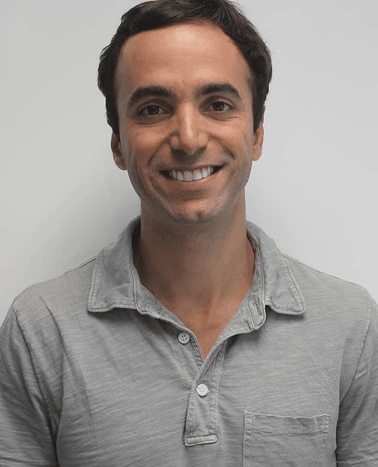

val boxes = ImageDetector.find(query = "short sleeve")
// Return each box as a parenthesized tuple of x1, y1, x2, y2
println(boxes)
(0, 305, 58, 466)
(336, 293, 378, 465)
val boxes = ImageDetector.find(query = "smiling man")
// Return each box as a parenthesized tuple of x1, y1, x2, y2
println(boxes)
(1, 1, 377, 466)
(109, 20, 263, 359)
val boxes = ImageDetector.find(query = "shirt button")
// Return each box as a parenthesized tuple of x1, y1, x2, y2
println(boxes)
(178, 332, 190, 345)
(196, 384, 209, 397)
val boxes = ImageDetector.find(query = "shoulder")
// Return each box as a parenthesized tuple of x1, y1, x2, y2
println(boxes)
(282, 254, 378, 403)
(285, 253, 369, 305)
(284, 253, 374, 336)
(0, 256, 98, 389)
(9, 256, 97, 334)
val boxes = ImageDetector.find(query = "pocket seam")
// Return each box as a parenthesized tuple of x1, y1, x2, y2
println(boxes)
(246, 411, 330, 436)
(243, 412, 330, 467)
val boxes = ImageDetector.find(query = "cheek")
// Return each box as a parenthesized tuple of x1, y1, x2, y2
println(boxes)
(124, 128, 166, 164)
(219, 124, 254, 159)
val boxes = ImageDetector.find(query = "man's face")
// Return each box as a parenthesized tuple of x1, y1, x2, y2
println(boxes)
(112, 22, 263, 226)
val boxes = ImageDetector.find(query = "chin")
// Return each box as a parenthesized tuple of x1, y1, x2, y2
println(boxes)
(164, 202, 235, 227)
(142, 194, 243, 227)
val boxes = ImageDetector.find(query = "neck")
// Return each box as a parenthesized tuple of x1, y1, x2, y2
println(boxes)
(134, 201, 255, 319)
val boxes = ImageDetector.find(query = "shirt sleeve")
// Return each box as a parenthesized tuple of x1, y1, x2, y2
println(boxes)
(0, 305, 59, 467)
(336, 292, 378, 465)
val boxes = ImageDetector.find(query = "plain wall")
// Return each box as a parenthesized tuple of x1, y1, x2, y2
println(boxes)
(1, 0, 377, 324)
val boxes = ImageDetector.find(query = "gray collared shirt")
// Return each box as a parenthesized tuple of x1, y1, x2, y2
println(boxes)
(1, 218, 377, 466)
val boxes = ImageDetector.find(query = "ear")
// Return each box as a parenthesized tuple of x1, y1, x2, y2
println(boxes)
(252, 112, 264, 162)
(111, 133, 127, 170)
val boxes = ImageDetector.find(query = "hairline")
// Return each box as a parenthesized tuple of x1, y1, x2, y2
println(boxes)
(113, 20, 256, 129)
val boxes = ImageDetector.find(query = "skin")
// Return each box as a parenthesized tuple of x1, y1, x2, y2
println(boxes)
(112, 22, 264, 358)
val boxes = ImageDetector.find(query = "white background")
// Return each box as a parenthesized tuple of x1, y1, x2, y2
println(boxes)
(1, 0, 377, 323)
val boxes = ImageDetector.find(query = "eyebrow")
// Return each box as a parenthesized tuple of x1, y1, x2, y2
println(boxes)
(127, 82, 242, 108)
(195, 83, 242, 100)
(127, 85, 174, 108)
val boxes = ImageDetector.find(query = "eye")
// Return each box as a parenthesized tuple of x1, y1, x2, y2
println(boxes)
(208, 101, 233, 112)
(139, 104, 167, 116)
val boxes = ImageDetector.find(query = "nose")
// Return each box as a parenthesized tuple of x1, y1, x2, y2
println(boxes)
(169, 106, 208, 156)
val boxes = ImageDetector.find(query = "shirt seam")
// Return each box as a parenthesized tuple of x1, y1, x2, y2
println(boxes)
(12, 304, 57, 439)
(339, 288, 372, 402)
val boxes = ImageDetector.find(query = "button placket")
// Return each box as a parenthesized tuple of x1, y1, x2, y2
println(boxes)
(184, 342, 227, 446)
(177, 330, 203, 368)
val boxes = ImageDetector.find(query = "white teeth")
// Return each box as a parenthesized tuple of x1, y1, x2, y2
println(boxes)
(169, 166, 215, 182)
(184, 171, 193, 181)
(193, 169, 202, 181)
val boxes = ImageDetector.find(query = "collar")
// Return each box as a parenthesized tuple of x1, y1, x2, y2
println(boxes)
(88, 217, 305, 319)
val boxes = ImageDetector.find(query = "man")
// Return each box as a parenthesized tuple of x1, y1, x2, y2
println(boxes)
(0, 0, 377, 465)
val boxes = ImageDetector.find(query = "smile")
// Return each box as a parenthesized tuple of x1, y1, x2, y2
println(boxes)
(165, 166, 218, 182)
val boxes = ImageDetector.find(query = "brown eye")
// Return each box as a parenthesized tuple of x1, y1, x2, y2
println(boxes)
(209, 101, 232, 112)
(140, 105, 165, 116)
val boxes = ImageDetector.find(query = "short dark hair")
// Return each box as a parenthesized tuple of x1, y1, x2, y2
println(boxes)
(98, 0, 272, 135)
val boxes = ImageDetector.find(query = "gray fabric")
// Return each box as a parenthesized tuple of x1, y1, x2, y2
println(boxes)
(1, 217, 377, 466)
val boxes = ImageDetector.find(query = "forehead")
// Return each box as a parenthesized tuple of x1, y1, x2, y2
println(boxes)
(115, 22, 252, 101)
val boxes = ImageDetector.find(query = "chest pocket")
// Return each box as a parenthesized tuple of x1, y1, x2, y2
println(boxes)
(243, 412, 330, 466)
